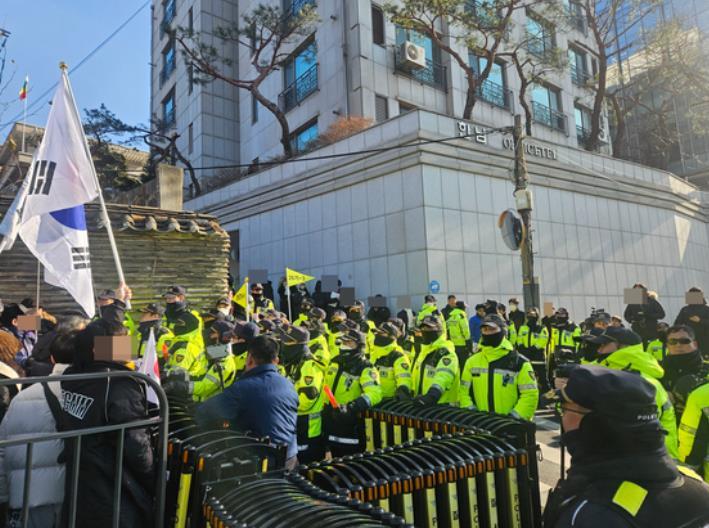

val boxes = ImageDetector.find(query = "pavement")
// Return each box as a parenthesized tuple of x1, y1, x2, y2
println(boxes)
(533, 406, 567, 507)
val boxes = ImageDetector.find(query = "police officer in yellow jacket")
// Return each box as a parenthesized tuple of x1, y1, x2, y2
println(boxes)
(390, 317, 416, 359)
(446, 300, 471, 367)
(250, 282, 275, 315)
(230, 321, 261, 378)
(370, 322, 413, 399)
(327, 310, 348, 359)
(678, 379, 709, 482)
(515, 307, 550, 393)
(411, 315, 459, 405)
(323, 329, 382, 457)
(135, 303, 173, 360)
(588, 326, 679, 458)
(347, 300, 375, 352)
(460, 314, 538, 420)
(277, 325, 328, 464)
(416, 295, 446, 337)
(293, 298, 315, 327)
(302, 308, 331, 366)
(646, 322, 670, 363)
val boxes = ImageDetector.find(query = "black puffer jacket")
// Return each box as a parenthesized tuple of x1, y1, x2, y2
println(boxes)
(675, 303, 709, 354)
(60, 360, 155, 528)
(624, 296, 665, 343)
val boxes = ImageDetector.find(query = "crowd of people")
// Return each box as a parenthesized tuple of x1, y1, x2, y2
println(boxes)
(0, 280, 704, 526)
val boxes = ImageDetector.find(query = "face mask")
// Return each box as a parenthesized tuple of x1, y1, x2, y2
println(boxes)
(555, 317, 568, 327)
(309, 327, 322, 339)
(234, 342, 248, 355)
(139, 320, 160, 336)
(421, 332, 438, 345)
(663, 350, 703, 378)
(527, 317, 538, 326)
(165, 302, 186, 318)
(480, 332, 504, 348)
(374, 335, 395, 347)
(218, 307, 231, 316)
(253, 293, 263, 300)
(349, 311, 362, 321)
(561, 429, 584, 459)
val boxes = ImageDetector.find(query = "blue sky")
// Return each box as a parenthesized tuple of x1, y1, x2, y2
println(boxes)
(0, 0, 150, 137)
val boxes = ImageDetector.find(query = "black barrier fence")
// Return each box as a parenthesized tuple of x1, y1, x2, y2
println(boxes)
(0, 372, 168, 528)
(360, 401, 543, 528)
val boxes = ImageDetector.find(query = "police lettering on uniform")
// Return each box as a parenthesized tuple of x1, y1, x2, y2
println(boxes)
(323, 329, 382, 457)
(276, 325, 327, 464)
(460, 314, 538, 420)
(410, 315, 459, 405)
(544, 366, 709, 527)
(369, 322, 413, 400)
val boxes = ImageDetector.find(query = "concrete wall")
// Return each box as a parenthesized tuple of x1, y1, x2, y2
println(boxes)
(185, 109, 709, 323)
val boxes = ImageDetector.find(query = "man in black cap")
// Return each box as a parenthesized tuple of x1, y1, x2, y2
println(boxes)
(250, 283, 275, 315)
(587, 326, 679, 458)
(163, 286, 208, 378)
(136, 303, 172, 359)
(230, 321, 261, 377)
(544, 365, 709, 527)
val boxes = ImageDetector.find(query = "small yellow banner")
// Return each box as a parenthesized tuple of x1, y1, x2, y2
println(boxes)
(233, 277, 249, 308)
(286, 267, 315, 287)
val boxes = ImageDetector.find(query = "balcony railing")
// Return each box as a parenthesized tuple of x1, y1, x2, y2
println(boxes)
(160, 0, 176, 37)
(394, 53, 448, 91)
(527, 36, 554, 60)
(571, 66, 590, 86)
(283, 0, 315, 23)
(532, 101, 567, 133)
(475, 78, 513, 111)
(160, 59, 176, 87)
(576, 125, 591, 147)
(567, 4, 587, 34)
(279, 63, 319, 112)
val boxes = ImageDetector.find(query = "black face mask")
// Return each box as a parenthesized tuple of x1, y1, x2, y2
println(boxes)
(561, 428, 584, 459)
(349, 311, 363, 321)
(374, 335, 395, 347)
(139, 320, 160, 336)
(234, 342, 248, 355)
(253, 293, 263, 301)
(280, 343, 306, 365)
(480, 332, 504, 348)
(421, 332, 439, 345)
(554, 317, 569, 327)
(527, 317, 538, 327)
(309, 328, 322, 340)
(165, 302, 186, 319)
(663, 350, 703, 380)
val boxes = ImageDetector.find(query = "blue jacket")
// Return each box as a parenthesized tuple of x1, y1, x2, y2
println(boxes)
(197, 363, 299, 458)
(469, 315, 482, 344)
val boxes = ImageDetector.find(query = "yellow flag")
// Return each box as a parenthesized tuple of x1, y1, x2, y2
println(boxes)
(233, 277, 249, 308)
(286, 267, 315, 287)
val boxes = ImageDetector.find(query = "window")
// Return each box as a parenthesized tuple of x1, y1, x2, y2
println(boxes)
(526, 14, 555, 58)
(291, 119, 319, 153)
(399, 101, 417, 114)
(160, 41, 176, 87)
(188, 64, 194, 95)
(574, 105, 592, 146)
(252, 93, 259, 123)
(375, 95, 389, 122)
(372, 5, 385, 45)
(280, 39, 318, 112)
(161, 0, 176, 37)
(470, 55, 510, 109)
(188, 123, 193, 154)
(162, 90, 175, 128)
(466, 0, 500, 28)
(395, 26, 447, 90)
(532, 84, 565, 132)
(564, 0, 586, 34)
(569, 46, 589, 86)
(188, 7, 193, 32)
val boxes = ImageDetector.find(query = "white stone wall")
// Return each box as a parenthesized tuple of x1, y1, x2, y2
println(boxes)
(186, 110, 709, 324)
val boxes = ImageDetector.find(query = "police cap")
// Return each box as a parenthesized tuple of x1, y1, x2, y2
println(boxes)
(419, 315, 443, 333)
(339, 329, 366, 348)
(140, 303, 165, 316)
(481, 314, 507, 332)
(211, 320, 235, 341)
(233, 321, 260, 341)
(277, 325, 310, 345)
(584, 326, 642, 346)
(308, 307, 327, 320)
(375, 321, 401, 340)
(98, 289, 119, 301)
(331, 310, 347, 323)
(560, 365, 659, 426)
(163, 285, 186, 297)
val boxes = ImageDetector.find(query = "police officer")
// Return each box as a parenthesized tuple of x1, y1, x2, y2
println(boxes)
(323, 329, 382, 457)
(543, 366, 709, 527)
(416, 295, 445, 333)
(515, 307, 550, 393)
(250, 283, 275, 315)
(661, 325, 708, 415)
(230, 321, 261, 377)
(370, 322, 413, 400)
(302, 308, 331, 366)
(678, 379, 709, 482)
(459, 314, 538, 420)
(547, 308, 581, 384)
(389, 317, 415, 358)
(347, 300, 375, 351)
(411, 315, 459, 405)
(136, 303, 173, 359)
(293, 298, 315, 327)
(588, 326, 679, 458)
(163, 285, 208, 378)
(445, 300, 471, 367)
(646, 322, 670, 363)
(327, 310, 348, 359)
(277, 325, 327, 464)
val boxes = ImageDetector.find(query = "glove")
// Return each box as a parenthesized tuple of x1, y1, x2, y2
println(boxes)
(347, 396, 370, 414)
(163, 369, 192, 396)
(395, 385, 413, 401)
(414, 386, 443, 406)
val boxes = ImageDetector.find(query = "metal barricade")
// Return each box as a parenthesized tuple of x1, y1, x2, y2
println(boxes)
(0, 371, 168, 528)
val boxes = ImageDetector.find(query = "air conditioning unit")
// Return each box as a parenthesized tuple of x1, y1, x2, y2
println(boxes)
(398, 41, 426, 70)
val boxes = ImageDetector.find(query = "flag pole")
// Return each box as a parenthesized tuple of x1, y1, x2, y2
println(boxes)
(59, 63, 128, 298)
(21, 79, 27, 153)
(35, 260, 41, 307)
(245, 277, 250, 323)
(285, 269, 292, 322)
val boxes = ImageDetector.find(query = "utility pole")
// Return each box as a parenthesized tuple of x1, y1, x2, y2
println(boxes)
(512, 114, 540, 311)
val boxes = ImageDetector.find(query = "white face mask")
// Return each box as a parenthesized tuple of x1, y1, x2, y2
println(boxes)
(218, 307, 231, 316)
(510, 304, 518, 312)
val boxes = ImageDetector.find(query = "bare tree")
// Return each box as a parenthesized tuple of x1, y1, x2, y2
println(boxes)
(174, 3, 318, 158)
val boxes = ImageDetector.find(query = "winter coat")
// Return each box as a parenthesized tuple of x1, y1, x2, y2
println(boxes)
(60, 361, 155, 528)
(624, 295, 665, 343)
(0, 364, 67, 512)
(675, 303, 709, 354)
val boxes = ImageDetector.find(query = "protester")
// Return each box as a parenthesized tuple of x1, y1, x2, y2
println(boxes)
(25, 314, 87, 378)
(196, 335, 299, 468)
(441, 295, 457, 321)
(0, 304, 37, 370)
(674, 287, 709, 356)
(508, 298, 525, 331)
(0, 330, 77, 528)
(543, 366, 709, 527)
(0, 333, 22, 422)
(468, 304, 485, 350)
(60, 286, 155, 527)
(624, 283, 665, 346)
